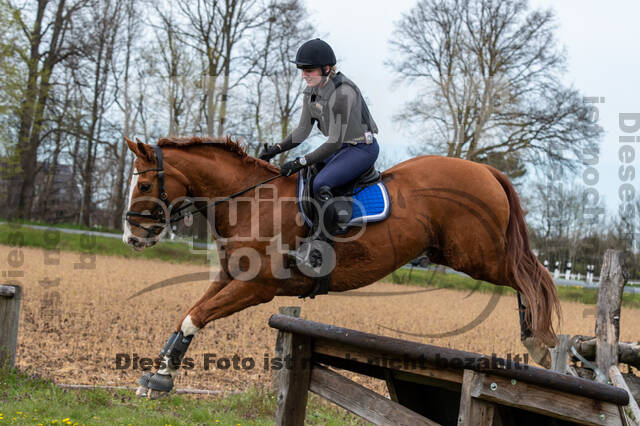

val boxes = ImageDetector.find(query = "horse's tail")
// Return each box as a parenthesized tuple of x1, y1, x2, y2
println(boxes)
(486, 165, 561, 347)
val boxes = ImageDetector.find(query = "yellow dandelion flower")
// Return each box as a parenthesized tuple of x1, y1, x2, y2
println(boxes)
(16, 412, 22, 415)
(63, 419, 69, 422)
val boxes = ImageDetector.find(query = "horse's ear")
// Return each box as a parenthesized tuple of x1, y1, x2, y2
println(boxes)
(124, 136, 138, 155)
(136, 142, 153, 162)
(124, 136, 153, 162)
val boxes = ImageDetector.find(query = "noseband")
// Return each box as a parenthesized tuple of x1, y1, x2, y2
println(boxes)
(125, 145, 284, 240)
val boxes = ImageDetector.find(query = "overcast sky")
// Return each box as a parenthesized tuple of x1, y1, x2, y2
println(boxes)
(304, 0, 640, 218)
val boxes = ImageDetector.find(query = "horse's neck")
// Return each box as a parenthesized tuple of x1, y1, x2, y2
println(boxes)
(173, 147, 277, 198)
(169, 147, 296, 240)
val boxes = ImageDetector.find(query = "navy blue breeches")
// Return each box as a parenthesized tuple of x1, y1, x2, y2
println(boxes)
(312, 138, 380, 196)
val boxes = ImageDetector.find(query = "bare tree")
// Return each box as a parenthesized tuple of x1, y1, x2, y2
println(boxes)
(75, 0, 124, 225)
(10, 0, 87, 218)
(238, 0, 313, 165)
(174, 0, 265, 136)
(108, 0, 142, 229)
(388, 0, 602, 178)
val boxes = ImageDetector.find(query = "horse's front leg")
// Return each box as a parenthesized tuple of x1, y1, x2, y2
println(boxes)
(134, 277, 229, 397)
(141, 279, 277, 399)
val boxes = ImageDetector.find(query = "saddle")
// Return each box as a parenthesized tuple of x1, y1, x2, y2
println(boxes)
(297, 164, 390, 235)
(293, 164, 391, 299)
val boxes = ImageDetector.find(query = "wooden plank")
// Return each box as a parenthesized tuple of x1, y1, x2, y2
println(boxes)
(390, 369, 461, 393)
(274, 332, 312, 426)
(609, 366, 640, 425)
(309, 364, 440, 426)
(314, 339, 464, 385)
(458, 370, 495, 426)
(0, 284, 22, 369)
(596, 250, 628, 383)
(550, 334, 572, 374)
(472, 371, 623, 426)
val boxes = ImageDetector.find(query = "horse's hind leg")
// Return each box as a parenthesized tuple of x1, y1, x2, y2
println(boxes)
(518, 292, 551, 368)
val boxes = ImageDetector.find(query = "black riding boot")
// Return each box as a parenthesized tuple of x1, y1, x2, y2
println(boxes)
(293, 185, 336, 298)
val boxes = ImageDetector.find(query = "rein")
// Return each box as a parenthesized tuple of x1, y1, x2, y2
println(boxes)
(125, 145, 283, 238)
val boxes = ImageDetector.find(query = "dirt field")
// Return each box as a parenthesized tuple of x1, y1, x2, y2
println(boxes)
(3, 245, 640, 395)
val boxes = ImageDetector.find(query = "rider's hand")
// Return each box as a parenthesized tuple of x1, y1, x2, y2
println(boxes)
(280, 158, 306, 176)
(258, 143, 281, 161)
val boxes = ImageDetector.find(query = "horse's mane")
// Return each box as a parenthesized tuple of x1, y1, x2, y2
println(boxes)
(157, 136, 280, 174)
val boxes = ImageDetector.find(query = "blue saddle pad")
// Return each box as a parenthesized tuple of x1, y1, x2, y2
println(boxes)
(297, 172, 391, 228)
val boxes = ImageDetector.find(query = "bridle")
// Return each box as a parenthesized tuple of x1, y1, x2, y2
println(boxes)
(125, 145, 283, 239)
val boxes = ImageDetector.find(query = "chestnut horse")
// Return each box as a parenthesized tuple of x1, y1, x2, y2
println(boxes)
(122, 136, 561, 398)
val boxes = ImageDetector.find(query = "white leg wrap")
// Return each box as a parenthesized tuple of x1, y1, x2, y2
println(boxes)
(181, 315, 199, 337)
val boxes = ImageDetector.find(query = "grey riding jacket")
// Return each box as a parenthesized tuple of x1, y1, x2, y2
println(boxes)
(278, 72, 378, 165)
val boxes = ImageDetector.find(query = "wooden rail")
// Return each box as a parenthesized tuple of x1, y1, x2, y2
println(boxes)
(269, 314, 631, 426)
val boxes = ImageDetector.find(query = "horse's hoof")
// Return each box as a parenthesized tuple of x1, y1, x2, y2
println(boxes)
(147, 388, 170, 400)
(135, 385, 148, 397)
(523, 336, 552, 369)
(135, 371, 153, 397)
(147, 372, 174, 394)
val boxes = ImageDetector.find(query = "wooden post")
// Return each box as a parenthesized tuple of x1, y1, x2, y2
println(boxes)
(0, 284, 22, 369)
(273, 306, 301, 389)
(273, 306, 310, 426)
(458, 369, 495, 426)
(595, 250, 628, 383)
(274, 331, 312, 426)
(550, 334, 572, 374)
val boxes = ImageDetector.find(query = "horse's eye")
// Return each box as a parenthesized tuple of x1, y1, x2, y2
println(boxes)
(139, 183, 152, 193)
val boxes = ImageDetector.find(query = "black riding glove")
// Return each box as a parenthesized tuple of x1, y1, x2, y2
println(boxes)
(280, 158, 306, 176)
(258, 143, 281, 161)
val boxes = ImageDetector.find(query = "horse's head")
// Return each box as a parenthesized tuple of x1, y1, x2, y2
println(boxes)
(122, 137, 190, 250)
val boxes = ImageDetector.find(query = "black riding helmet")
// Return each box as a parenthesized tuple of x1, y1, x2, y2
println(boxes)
(291, 38, 336, 74)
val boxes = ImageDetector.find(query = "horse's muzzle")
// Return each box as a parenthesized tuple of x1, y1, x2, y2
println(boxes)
(127, 236, 157, 251)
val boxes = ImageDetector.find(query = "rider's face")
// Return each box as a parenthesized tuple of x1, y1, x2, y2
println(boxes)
(301, 68, 324, 87)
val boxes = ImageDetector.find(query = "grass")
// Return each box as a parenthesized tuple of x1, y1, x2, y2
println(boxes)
(0, 366, 368, 425)
(385, 267, 640, 309)
(0, 219, 121, 235)
(0, 223, 212, 266)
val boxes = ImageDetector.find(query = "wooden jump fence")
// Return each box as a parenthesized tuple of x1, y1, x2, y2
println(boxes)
(269, 314, 632, 425)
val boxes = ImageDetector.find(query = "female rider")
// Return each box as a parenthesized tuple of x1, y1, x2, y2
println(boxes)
(259, 38, 379, 277)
